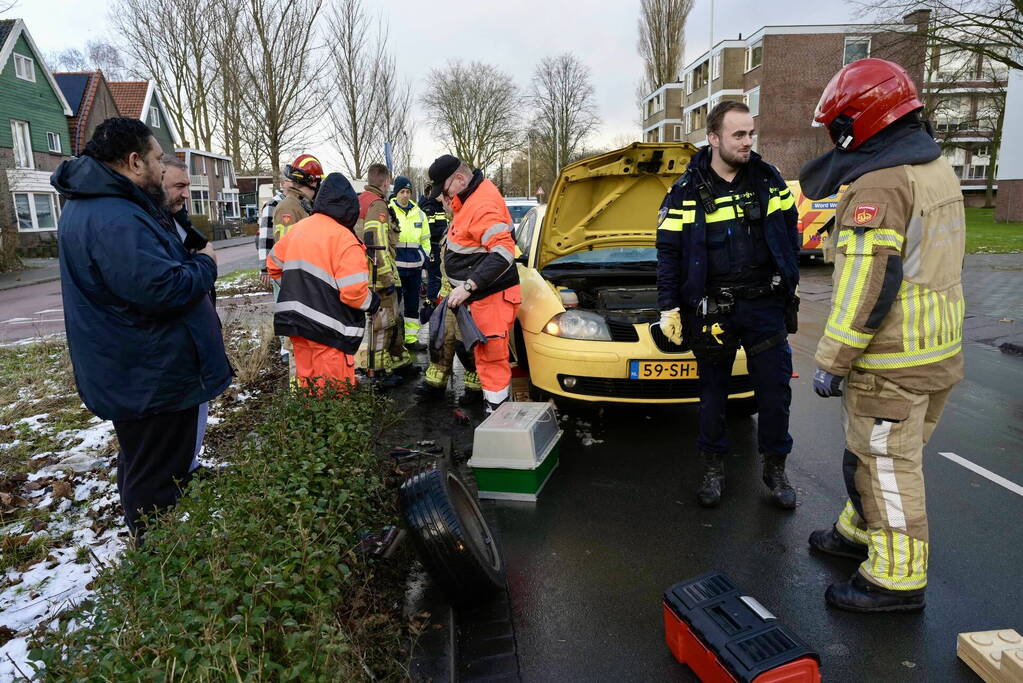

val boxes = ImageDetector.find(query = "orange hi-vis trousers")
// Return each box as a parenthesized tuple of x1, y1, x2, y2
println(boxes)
(467, 286, 521, 404)
(291, 337, 357, 390)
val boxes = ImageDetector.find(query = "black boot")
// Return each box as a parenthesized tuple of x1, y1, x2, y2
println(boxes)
(696, 452, 724, 508)
(762, 454, 797, 510)
(825, 573, 925, 613)
(808, 526, 868, 561)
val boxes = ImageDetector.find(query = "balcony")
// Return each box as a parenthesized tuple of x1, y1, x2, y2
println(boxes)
(190, 174, 209, 188)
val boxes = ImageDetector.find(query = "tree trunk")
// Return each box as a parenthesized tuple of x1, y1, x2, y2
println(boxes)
(985, 108, 1003, 209)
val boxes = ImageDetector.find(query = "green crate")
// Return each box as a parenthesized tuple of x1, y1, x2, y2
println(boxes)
(472, 443, 560, 502)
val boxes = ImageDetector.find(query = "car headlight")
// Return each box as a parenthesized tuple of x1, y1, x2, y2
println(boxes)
(544, 310, 612, 341)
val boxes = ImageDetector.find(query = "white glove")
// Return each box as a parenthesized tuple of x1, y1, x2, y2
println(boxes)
(660, 308, 682, 345)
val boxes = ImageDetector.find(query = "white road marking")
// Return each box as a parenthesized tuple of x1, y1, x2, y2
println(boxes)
(34, 308, 63, 314)
(940, 452, 1023, 497)
(1, 318, 33, 324)
(3, 319, 63, 325)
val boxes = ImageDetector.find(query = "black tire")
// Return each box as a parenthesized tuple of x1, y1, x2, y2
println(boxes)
(727, 396, 758, 417)
(398, 460, 505, 605)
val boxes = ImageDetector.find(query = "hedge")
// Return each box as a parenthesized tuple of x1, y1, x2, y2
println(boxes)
(30, 385, 409, 681)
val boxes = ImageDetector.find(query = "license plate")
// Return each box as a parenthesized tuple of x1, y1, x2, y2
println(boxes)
(629, 360, 699, 380)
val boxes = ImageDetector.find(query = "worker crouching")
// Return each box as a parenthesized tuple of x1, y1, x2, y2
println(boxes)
(267, 173, 380, 391)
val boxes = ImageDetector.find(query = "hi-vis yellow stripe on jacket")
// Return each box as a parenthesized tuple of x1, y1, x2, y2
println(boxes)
(815, 159, 966, 393)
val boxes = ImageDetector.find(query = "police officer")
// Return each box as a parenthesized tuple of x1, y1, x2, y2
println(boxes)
(420, 183, 449, 303)
(390, 176, 432, 349)
(800, 59, 965, 613)
(656, 100, 800, 510)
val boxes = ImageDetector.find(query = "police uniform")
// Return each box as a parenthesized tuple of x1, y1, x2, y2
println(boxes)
(390, 197, 432, 345)
(656, 146, 799, 508)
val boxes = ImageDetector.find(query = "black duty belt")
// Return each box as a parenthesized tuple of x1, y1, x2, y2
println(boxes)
(709, 282, 780, 300)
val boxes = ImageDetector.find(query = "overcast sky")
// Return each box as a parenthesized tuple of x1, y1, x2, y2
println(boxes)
(12, 0, 863, 171)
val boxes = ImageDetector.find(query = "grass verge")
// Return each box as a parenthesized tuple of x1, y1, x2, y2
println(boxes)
(966, 207, 1023, 254)
(216, 268, 268, 296)
(29, 384, 411, 681)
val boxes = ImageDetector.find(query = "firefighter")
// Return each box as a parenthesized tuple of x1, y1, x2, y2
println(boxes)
(389, 176, 432, 349)
(273, 154, 322, 241)
(258, 154, 322, 379)
(801, 59, 965, 613)
(267, 173, 379, 390)
(427, 155, 520, 413)
(656, 100, 800, 510)
(420, 183, 449, 302)
(358, 163, 413, 384)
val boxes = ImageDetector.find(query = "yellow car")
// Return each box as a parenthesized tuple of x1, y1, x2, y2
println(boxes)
(510, 142, 755, 409)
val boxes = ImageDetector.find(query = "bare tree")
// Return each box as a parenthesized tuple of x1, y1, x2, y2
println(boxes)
(637, 0, 694, 94)
(422, 60, 520, 170)
(237, 0, 326, 184)
(325, 0, 385, 178)
(378, 51, 415, 176)
(112, 0, 220, 148)
(529, 53, 600, 186)
(848, 2, 1016, 207)
(48, 41, 130, 80)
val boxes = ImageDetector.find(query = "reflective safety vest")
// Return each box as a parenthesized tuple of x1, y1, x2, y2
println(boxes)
(267, 212, 375, 354)
(815, 158, 965, 393)
(390, 198, 431, 270)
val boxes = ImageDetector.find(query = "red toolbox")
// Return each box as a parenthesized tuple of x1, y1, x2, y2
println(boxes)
(663, 572, 821, 682)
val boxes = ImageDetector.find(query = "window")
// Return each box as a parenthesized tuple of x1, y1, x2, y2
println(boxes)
(690, 61, 709, 92)
(746, 41, 763, 71)
(514, 209, 538, 259)
(844, 37, 870, 65)
(975, 145, 990, 158)
(13, 53, 35, 82)
(685, 72, 692, 93)
(12, 192, 58, 231)
(744, 88, 761, 117)
(190, 189, 210, 215)
(214, 159, 220, 177)
(191, 155, 206, 175)
(935, 48, 974, 81)
(149, 106, 161, 128)
(712, 53, 722, 80)
(47, 131, 62, 154)
(688, 104, 707, 134)
(673, 124, 683, 140)
(935, 96, 970, 131)
(709, 95, 721, 112)
(943, 147, 966, 179)
(11, 120, 33, 169)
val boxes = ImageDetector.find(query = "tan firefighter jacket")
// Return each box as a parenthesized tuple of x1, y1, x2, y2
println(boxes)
(815, 158, 966, 393)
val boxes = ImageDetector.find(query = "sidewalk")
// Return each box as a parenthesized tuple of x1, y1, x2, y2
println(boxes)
(0, 235, 253, 292)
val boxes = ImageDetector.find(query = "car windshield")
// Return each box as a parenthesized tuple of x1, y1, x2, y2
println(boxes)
(545, 247, 657, 268)
(507, 204, 535, 224)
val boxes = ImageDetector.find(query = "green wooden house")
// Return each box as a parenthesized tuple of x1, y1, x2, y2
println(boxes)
(108, 80, 181, 155)
(0, 19, 73, 254)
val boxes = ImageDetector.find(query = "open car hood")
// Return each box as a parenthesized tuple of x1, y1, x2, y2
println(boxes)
(536, 142, 699, 269)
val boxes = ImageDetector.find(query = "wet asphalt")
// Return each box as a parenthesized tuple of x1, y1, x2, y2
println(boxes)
(393, 260, 1023, 682)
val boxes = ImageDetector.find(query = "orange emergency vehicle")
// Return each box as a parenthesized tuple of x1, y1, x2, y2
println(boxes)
(786, 181, 846, 258)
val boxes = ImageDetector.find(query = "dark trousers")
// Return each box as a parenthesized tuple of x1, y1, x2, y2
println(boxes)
(426, 255, 442, 301)
(692, 296, 793, 457)
(398, 267, 423, 319)
(113, 404, 200, 537)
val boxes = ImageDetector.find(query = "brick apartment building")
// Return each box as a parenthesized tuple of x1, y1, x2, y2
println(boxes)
(641, 12, 930, 181)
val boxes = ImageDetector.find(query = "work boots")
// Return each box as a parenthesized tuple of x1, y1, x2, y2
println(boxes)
(825, 573, 925, 613)
(808, 526, 868, 561)
(762, 454, 797, 510)
(696, 452, 724, 508)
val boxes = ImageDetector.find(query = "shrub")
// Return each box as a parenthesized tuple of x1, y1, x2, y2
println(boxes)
(31, 385, 409, 681)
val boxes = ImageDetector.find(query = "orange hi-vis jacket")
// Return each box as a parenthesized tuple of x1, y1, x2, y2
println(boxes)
(444, 170, 520, 301)
(267, 212, 378, 354)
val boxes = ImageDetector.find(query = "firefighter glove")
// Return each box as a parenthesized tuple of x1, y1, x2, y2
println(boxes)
(660, 308, 682, 345)
(813, 367, 844, 398)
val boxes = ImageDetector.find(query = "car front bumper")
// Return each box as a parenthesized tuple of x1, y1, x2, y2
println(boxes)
(523, 324, 755, 404)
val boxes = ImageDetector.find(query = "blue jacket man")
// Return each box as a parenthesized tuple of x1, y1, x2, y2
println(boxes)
(51, 117, 231, 538)
(656, 101, 799, 510)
